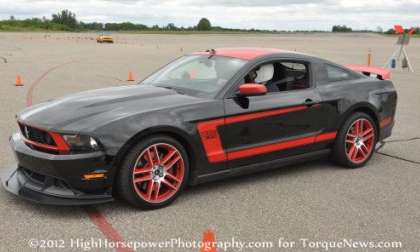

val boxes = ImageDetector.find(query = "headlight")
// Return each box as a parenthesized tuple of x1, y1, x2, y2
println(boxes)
(62, 134, 101, 152)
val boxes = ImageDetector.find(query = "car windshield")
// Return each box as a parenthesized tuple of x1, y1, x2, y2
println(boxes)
(142, 55, 247, 97)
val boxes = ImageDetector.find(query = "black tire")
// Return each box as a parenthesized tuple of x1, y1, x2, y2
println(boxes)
(332, 112, 377, 168)
(117, 135, 190, 209)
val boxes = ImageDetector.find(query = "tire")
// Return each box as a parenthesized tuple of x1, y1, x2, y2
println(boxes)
(332, 112, 377, 168)
(117, 135, 189, 209)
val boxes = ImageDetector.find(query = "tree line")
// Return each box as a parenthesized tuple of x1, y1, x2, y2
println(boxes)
(331, 24, 420, 34)
(1, 10, 269, 32)
(1, 10, 418, 34)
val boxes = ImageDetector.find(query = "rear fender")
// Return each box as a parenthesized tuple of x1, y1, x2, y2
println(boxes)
(345, 64, 391, 80)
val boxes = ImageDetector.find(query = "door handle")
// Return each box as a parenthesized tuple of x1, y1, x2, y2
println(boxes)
(304, 98, 319, 107)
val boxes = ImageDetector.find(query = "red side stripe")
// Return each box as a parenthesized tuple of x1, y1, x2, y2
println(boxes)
(314, 132, 337, 142)
(197, 106, 336, 163)
(228, 132, 336, 161)
(197, 118, 227, 163)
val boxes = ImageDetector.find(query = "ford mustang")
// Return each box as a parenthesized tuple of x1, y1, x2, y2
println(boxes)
(1, 48, 397, 209)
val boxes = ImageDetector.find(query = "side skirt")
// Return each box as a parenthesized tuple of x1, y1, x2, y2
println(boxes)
(191, 149, 331, 185)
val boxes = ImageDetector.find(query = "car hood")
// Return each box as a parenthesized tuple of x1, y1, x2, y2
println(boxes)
(18, 85, 208, 132)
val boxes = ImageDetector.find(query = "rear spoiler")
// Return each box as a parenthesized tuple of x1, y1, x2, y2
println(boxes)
(345, 64, 391, 80)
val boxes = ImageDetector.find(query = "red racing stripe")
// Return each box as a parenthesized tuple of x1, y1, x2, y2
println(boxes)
(314, 132, 337, 142)
(197, 106, 336, 163)
(228, 132, 337, 160)
(197, 118, 227, 163)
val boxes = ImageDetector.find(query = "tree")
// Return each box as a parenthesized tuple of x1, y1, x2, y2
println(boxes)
(52, 9, 77, 29)
(384, 28, 394, 34)
(166, 23, 177, 30)
(197, 18, 211, 31)
(332, 25, 352, 32)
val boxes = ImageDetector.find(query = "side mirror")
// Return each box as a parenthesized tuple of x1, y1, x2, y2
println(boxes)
(239, 84, 267, 96)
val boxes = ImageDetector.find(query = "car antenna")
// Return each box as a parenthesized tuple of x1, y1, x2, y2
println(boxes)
(206, 49, 216, 58)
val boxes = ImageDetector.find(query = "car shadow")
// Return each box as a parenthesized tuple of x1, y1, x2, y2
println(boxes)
(113, 157, 338, 211)
(182, 158, 335, 198)
(0, 158, 337, 215)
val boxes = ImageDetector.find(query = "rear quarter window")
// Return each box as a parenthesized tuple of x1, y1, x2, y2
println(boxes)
(315, 63, 361, 85)
(327, 65, 351, 82)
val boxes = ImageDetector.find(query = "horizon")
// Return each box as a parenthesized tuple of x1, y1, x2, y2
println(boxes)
(0, 0, 419, 31)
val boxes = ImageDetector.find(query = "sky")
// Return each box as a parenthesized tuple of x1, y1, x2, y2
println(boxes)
(1, 0, 419, 31)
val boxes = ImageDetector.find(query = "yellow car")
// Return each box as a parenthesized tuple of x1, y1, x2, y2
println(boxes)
(96, 35, 114, 43)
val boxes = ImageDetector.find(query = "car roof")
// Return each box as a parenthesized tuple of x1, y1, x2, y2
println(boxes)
(192, 48, 308, 60)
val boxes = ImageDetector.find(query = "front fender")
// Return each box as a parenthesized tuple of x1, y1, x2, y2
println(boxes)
(95, 111, 197, 156)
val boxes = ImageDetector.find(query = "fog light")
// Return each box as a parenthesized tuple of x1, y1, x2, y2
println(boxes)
(82, 173, 106, 180)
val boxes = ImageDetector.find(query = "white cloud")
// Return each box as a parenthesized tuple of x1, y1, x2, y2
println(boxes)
(0, 0, 419, 30)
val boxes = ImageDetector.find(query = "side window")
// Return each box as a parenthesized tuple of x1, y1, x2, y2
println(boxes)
(326, 64, 353, 82)
(243, 61, 310, 93)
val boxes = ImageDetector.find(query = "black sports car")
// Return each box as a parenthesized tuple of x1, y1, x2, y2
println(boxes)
(1, 48, 397, 209)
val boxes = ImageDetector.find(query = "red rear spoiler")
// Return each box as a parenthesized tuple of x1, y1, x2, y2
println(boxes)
(345, 64, 391, 80)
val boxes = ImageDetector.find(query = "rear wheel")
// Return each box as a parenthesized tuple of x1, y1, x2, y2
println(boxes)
(117, 135, 189, 209)
(333, 112, 377, 168)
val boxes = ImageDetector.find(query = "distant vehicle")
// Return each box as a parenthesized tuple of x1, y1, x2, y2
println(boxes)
(1, 48, 397, 209)
(96, 35, 114, 43)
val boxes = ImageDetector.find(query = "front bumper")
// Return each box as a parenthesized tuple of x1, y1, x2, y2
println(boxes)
(1, 166, 113, 205)
(0, 133, 114, 205)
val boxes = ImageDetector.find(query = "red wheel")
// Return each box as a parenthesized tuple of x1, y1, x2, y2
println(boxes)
(132, 143, 185, 204)
(117, 135, 189, 209)
(333, 112, 377, 168)
(345, 119, 375, 164)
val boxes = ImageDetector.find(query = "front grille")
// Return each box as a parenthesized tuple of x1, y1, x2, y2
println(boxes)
(21, 167, 72, 191)
(19, 123, 55, 146)
(21, 167, 46, 184)
(18, 123, 60, 154)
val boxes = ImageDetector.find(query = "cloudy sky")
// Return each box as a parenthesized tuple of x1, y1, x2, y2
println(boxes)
(1, 0, 419, 30)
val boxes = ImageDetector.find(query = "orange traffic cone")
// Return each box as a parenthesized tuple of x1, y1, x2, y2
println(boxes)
(127, 71, 135, 81)
(15, 75, 23, 86)
(200, 229, 217, 252)
(367, 48, 372, 66)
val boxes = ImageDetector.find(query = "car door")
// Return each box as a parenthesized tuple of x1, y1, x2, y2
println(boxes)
(220, 59, 333, 168)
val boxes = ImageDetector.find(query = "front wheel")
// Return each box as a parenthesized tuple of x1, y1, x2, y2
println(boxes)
(332, 112, 377, 168)
(117, 135, 189, 209)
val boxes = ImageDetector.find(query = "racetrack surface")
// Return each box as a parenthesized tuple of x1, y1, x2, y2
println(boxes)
(0, 32, 419, 251)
